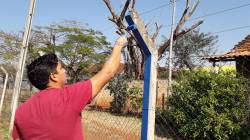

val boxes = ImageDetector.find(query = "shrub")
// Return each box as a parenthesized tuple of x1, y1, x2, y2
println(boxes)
(107, 75, 130, 114)
(165, 70, 249, 140)
(128, 86, 143, 116)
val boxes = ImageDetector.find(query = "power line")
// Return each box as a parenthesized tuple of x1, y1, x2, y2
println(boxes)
(100, 1, 174, 32)
(191, 3, 250, 22)
(139, 2, 172, 15)
(100, 2, 250, 34)
(162, 3, 250, 28)
(212, 25, 250, 34)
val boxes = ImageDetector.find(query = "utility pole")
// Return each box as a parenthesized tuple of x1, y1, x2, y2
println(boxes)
(167, 0, 176, 97)
(0, 67, 8, 117)
(9, 0, 36, 134)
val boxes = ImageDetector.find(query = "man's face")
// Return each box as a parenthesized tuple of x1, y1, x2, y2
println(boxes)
(54, 62, 67, 85)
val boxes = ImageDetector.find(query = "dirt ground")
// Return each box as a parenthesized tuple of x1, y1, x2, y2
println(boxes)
(83, 110, 141, 140)
(83, 109, 168, 140)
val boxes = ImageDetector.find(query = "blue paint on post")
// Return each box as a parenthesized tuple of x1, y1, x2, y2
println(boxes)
(125, 13, 151, 56)
(125, 12, 153, 140)
(141, 56, 152, 140)
(127, 24, 137, 31)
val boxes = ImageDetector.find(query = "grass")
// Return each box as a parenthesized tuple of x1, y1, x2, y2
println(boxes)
(0, 119, 11, 140)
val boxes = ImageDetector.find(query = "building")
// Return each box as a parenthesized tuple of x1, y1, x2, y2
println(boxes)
(205, 35, 250, 79)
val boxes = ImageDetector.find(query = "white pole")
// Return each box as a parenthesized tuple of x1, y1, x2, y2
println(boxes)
(146, 52, 158, 140)
(10, 32, 24, 111)
(0, 67, 9, 117)
(9, 0, 36, 134)
(167, 0, 176, 97)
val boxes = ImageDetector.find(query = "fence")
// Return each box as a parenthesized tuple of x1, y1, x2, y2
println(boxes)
(0, 57, 249, 140)
(83, 80, 167, 140)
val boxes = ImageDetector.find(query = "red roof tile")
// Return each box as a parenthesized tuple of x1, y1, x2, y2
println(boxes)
(204, 35, 250, 62)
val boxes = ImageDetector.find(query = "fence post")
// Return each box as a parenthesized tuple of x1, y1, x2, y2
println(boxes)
(125, 11, 158, 140)
(0, 66, 8, 117)
(9, 0, 36, 134)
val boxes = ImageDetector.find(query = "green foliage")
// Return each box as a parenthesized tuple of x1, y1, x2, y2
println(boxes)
(231, 125, 250, 140)
(107, 76, 143, 116)
(170, 29, 218, 69)
(159, 71, 168, 79)
(128, 86, 143, 115)
(107, 75, 130, 114)
(2, 52, 14, 60)
(0, 32, 21, 63)
(0, 21, 111, 82)
(32, 20, 111, 83)
(166, 70, 249, 140)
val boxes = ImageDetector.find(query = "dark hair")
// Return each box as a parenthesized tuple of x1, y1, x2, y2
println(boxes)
(27, 53, 58, 90)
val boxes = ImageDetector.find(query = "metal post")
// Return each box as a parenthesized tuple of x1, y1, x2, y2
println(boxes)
(126, 11, 158, 140)
(0, 67, 8, 117)
(167, 0, 176, 97)
(9, 0, 36, 134)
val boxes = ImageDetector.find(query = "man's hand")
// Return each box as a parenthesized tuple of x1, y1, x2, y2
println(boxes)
(114, 36, 127, 47)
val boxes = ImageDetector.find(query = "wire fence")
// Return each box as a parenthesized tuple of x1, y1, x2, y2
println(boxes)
(0, 56, 249, 140)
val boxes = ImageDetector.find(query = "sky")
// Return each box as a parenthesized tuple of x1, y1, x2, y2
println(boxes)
(0, 0, 250, 55)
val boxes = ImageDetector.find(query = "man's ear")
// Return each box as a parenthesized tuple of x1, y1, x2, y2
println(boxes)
(49, 73, 57, 82)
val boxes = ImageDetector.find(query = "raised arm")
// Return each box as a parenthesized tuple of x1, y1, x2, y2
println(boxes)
(90, 37, 127, 98)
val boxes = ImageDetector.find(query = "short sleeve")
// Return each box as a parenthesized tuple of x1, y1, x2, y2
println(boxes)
(63, 80, 92, 113)
(12, 119, 21, 139)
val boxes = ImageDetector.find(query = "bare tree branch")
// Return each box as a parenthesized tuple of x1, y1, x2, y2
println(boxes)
(174, 8, 189, 35)
(189, 0, 200, 16)
(131, 0, 136, 9)
(120, 0, 131, 20)
(103, 0, 132, 35)
(103, 0, 117, 21)
(152, 23, 162, 43)
(178, 20, 203, 37)
(158, 0, 203, 58)
(158, 20, 203, 58)
(186, 0, 190, 9)
(108, 18, 117, 23)
(102, 0, 203, 78)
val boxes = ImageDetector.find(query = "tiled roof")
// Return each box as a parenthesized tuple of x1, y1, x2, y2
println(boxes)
(204, 35, 250, 62)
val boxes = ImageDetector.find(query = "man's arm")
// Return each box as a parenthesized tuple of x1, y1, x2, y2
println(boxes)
(90, 37, 127, 98)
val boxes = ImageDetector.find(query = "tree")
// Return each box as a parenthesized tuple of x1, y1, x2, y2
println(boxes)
(0, 31, 22, 64)
(0, 21, 111, 83)
(103, 0, 203, 79)
(0, 31, 23, 86)
(170, 30, 218, 69)
(31, 21, 111, 83)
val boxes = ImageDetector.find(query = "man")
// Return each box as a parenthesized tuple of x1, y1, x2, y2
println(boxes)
(12, 37, 127, 140)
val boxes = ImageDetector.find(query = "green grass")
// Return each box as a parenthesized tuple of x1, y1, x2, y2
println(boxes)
(0, 120, 11, 140)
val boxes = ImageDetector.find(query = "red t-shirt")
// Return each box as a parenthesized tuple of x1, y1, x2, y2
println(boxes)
(12, 80, 92, 140)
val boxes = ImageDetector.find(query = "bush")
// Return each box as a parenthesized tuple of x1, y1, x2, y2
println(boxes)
(107, 75, 130, 114)
(128, 86, 143, 116)
(166, 70, 249, 140)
